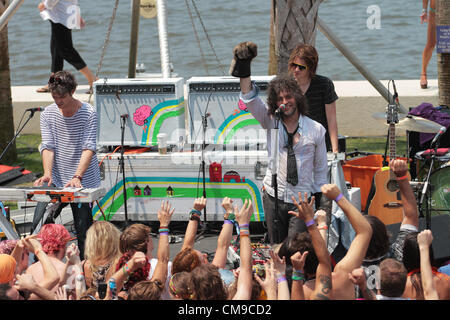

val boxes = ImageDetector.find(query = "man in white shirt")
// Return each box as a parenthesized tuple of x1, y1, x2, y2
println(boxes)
(231, 42, 328, 244)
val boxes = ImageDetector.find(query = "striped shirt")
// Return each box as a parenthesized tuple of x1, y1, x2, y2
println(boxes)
(39, 102, 101, 188)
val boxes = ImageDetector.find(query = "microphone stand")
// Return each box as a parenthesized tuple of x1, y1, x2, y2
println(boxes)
(119, 114, 129, 226)
(201, 113, 207, 220)
(0, 110, 37, 162)
(419, 138, 440, 230)
(272, 110, 281, 244)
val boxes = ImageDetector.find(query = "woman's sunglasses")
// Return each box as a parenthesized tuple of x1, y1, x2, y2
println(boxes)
(290, 63, 308, 71)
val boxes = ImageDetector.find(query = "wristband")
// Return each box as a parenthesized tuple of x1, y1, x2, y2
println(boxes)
(396, 173, 408, 181)
(239, 224, 249, 228)
(159, 232, 169, 236)
(334, 193, 344, 202)
(318, 225, 328, 230)
(123, 264, 130, 277)
(72, 175, 82, 181)
(190, 209, 201, 221)
(305, 219, 315, 227)
(292, 270, 305, 282)
(224, 220, 234, 225)
(277, 276, 287, 284)
(158, 228, 169, 233)
(224, 212, 236, 221)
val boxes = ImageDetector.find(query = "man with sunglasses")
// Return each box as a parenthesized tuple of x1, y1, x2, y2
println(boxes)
(230, 42, 328, 244)
(288, 44, 339, 155)
(33, 71, 100, 259)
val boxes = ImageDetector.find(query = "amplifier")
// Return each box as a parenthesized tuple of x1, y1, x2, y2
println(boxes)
(94, 78, 185, 147)
(186, 76, 275, 146)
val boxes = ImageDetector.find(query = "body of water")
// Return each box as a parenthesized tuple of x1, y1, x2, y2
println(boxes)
(7, 0, 435, 86)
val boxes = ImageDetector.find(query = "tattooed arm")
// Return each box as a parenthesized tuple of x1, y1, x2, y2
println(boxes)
(289, 192, 333, 300)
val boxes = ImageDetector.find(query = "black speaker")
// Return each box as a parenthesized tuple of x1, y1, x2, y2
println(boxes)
(386, 214, 450, 264)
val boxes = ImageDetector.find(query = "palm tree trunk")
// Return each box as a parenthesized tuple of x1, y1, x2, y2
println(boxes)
(437, 0, 450, 107)
(0, 0, 17, 164)
(269, 0, 321, 74)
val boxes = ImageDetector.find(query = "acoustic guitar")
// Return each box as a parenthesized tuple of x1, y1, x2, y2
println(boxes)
(368, 103, 410, 225)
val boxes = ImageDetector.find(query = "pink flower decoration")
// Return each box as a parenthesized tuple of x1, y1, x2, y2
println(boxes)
(238, 99, 247, 111)
(133, 105, 152, 126)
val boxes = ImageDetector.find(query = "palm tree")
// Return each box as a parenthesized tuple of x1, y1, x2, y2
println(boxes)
(269, 0, 321, 74)
(0, 0, 17, 164)
(437, 0, 450, 107)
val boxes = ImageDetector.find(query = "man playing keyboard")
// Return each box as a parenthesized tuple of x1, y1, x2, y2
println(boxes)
(33, 70, 100, 259)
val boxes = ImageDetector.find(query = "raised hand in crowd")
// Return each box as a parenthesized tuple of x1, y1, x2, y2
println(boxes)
(320, 184, 372, 300)
(254, 259, 277, 300)
(182, 197, 207, 250)
(348, 268, 375, 300)
(417, 230, 439, 300)
(389, 159, 419, 228)
(290, 250, 309, 300)
(290, 192, 332, 300)
(232, 199, 254, 300)
(212, 197, 237, 268)
(269, 249, 289, 300)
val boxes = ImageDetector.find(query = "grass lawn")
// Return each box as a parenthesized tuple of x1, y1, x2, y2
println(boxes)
(346, 135, 408, 157)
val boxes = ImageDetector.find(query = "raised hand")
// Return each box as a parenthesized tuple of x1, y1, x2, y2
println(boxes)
(289, 192, 315, 222)
(235, 199, 253, 225)
(290, 251, 309, 272)
(230, 41, 258, 78)
(193, 197, 207, 212)
(158, 200, 175, 227)
(390, 159, 408, 178)
(321, 184, 342, 201)
(417, 229, 433, 249)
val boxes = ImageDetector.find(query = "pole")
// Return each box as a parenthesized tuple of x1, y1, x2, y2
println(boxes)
(157, 0, 171, 77)
(128, 0, 141, 78)
(317, 17, 408, 114)
(0, 0, 25, 32)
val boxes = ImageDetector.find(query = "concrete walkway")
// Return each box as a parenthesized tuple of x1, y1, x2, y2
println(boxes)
(11, 79, 439, 137)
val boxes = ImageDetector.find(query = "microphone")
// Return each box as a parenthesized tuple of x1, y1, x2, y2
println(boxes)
(391, 80, 399, 105)
(26, 107, 44, 112)
(120, 114, 129, 119)
(275, 104, 286, 116)
(431, 126, 447, 146)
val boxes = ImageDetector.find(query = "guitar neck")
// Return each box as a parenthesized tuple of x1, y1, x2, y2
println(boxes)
(388, 123, 396, 178)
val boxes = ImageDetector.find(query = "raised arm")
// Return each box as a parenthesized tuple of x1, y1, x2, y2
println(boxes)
(270, 250, 290, 300)
(290, 251, 309, 300)
(231, 41, 257, 94)
(232, 199, 254, 300)
(254, 259, 278, 300)
(23, 236, 59, 299)
(321, 184, 372, 276)
(106, 251, 147, 299)
(150, 201, 174, 284)
(212, 197, 235, 268)
(289, 192, 332, 300)
(390, 159, 419, 228)
(181, 197, 206, 250)
(417, 230, 439, 300)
